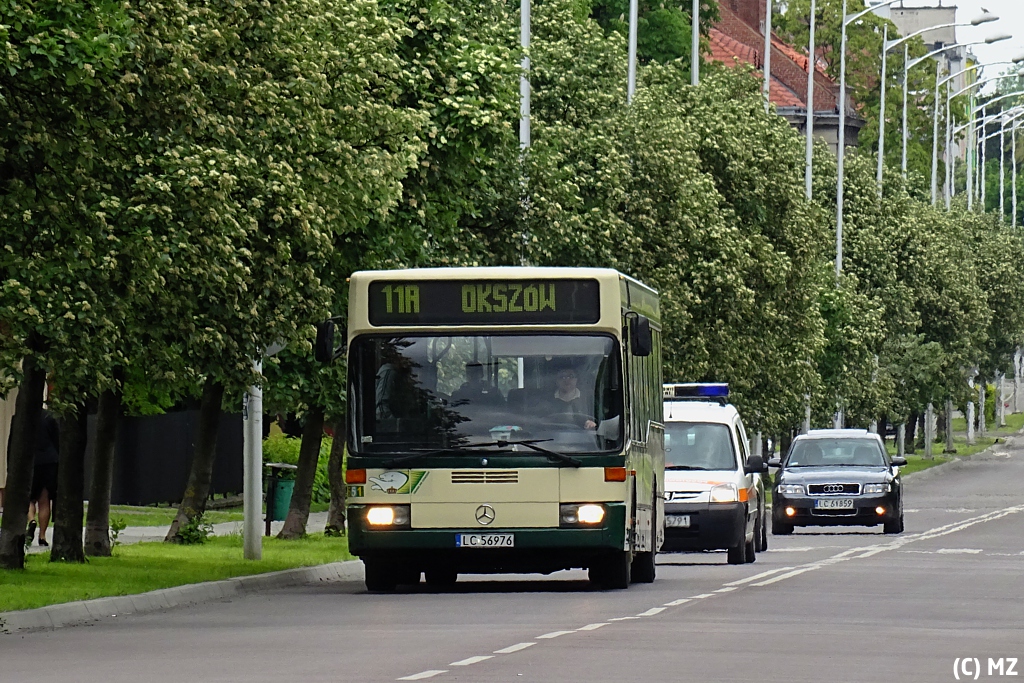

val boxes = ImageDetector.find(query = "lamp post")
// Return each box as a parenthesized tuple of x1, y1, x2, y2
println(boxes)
(901, 34, 1011, 197)
(692, 0, 700, 85)
(976, 105, 1024, 213)
(978, 107, 1024, 218)
(877, 13, 999, 191)
(520, 0, 530, 149)
(837, 0, 904, 278)
(941, 64, 1024, 208)
(763, 0, 773, 112)
(959, 90, 1024, 210)
(628, 0, 638, 103)
(805, 0, 816, 200)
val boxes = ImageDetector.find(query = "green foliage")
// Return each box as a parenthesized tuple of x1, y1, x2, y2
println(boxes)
(262, 435, 332, 504)
(176, 514, 214, 545)
(109, 517, 128, 549)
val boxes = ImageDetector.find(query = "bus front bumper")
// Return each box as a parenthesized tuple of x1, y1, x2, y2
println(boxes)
(348, 503, 627, 574)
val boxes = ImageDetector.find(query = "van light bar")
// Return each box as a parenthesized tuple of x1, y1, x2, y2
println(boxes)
(663, 383, 729, 399)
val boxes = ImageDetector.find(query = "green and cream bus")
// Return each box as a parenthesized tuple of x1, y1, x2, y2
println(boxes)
(338, 267, 664, 590)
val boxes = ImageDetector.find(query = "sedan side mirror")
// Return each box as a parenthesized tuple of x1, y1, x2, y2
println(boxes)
(891, 456, 907, 467)
(744, 455, 764, 474)
(767, 457, 782, 468)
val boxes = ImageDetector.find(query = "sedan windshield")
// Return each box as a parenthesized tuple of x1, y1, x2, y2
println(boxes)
(664, 422, 736, 470)
(787, 438, 886, 467)
(349, 334, 623, 455)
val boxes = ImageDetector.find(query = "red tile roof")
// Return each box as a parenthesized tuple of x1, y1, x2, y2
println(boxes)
(709, 28, 805, 108)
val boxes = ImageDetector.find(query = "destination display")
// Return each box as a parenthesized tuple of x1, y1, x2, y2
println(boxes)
(368, 279, 601, 326)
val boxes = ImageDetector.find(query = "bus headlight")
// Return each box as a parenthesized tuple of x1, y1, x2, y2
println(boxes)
(560, 503, 605, 526)
(366, 505, 410, 527)
(710, 484, 739, 503)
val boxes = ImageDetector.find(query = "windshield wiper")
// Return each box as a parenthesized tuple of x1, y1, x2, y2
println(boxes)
(381, 439, 583, 468)
(382, 445, 476, 469)
(665, 465, 711, 471)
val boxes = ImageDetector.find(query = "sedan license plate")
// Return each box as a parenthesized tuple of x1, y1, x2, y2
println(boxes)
(665, 515, 691, 528)
(456, 533, 514, 548)
(814, 498, 855, 510)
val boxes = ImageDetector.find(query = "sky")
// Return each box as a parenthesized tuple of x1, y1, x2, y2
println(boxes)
(894, 0, 1024, 91)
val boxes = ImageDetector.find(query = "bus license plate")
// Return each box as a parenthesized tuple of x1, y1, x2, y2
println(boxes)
(456, 534, 514, 548)
(665, 515, 690, 528)
(814, 499, 854, 509)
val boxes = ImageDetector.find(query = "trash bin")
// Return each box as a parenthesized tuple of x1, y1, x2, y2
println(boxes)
(264, 462, 298, 533)
(269, 478, 295, 521)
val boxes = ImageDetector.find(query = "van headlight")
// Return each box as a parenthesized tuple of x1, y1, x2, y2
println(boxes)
(710, 484, 738, 503)
(777, 484, 805, 495)
(862, 483, 890, 495)
(366, 505, 410, 527)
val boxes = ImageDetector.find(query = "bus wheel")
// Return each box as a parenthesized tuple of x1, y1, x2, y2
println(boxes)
(425, 568, 458, 588)
(364, 560, 397, 592)
(590, 551, 631, 589)
(631, 511, 657, 583)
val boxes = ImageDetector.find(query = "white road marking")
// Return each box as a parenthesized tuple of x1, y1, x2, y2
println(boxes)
(577, 623, 609, 631)
(494, 643, 535, 654)
(752, 566, 822, 586)
(936, 548, 984, 554)
(449, 656, 492, 666)
(767, 547, 817, 552)
(945, 508, 976, 513)
(608, 616, 639, 621)
(689, 593, 714, 599)
(536, 631, 574, 639)
(398, 671, 448, 681)
(637, 607, 666, 617)
(663, 598, 692, 606)
(905, 509, 921, 513)
(714, 586, 739, 593)
(724, 567, 795, 586)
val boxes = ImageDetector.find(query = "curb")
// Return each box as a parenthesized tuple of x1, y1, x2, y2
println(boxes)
(0, 559, 364, 636)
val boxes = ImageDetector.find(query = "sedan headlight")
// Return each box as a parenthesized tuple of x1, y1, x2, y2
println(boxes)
(777, 484, 805, 495)
(710, 484, 738, 503)
(862, 483, 890, 495)
(366, 505, 410, 527)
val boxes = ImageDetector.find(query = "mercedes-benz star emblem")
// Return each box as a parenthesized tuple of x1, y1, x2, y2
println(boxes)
(475, 504, 496, 525)
(823, 484, 844, 494)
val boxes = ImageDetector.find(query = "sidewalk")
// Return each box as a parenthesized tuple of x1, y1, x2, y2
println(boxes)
(25, 511, 331, 554)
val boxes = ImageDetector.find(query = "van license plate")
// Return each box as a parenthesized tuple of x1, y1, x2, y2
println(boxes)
(456, 534, 514, 548)
(814, 499, 854, 509)
(665, 515, 691, 528)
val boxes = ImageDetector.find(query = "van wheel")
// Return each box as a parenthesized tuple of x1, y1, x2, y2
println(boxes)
(744, 534, 756, 563)
(727, 533, 747, 564)
(759, 510, 769, 550)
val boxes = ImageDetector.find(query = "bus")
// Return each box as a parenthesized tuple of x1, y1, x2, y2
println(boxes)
(338, 267, 664, 590)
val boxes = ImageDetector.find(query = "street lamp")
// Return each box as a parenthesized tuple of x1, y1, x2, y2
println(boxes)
(836, 0, 904, 278)
(960, 90, 1024, 209)
(764, 0, 773, 113)
(877, 13, 999, 192)
(943, 65, 1024, 208)
(977, 107, 1024, 219)
(900, 33, 1011, 200)
(692, 0, 700, 85)
(805, 0, 816, 200)
(628, 0, 638, 103)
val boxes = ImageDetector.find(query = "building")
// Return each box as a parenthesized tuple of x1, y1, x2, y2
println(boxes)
(711, 0, 864, 153)
(883, 3, 970, 95)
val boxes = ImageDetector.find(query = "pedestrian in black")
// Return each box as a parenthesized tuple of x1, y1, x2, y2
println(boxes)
(27, 408, 59, 547)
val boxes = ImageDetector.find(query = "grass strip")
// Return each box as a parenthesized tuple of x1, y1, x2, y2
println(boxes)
(0, 534, 352, 613)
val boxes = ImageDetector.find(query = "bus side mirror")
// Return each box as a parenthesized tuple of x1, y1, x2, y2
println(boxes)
(630, 316, 652, 357)
(314, 320, 336, 364)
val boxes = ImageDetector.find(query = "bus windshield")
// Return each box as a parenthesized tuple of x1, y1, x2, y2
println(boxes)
(349, 334, 623, 455)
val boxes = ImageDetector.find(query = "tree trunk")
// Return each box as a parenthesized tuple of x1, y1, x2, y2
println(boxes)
(85, 387, 123, 556)
(779, 430, 794, 460)
(943, 399, 956, 454)
(277, 406, 325, 539)
(905, 414, 918, 455)
(0, 354, 45, 569)
(51, 403, 88, 563)
(165, 379, 224, 542)
(325, 415, 347, 536)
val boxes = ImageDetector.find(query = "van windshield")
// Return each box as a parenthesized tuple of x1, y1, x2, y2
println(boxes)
(664, 422, 736, 470)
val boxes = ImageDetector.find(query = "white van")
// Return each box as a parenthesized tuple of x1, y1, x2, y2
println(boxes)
(661, 384, 767, 564)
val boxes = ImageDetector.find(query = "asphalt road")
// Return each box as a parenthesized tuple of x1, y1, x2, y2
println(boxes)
(3, 438, 1023, 683)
